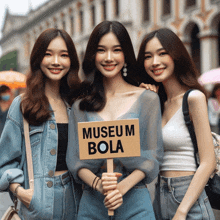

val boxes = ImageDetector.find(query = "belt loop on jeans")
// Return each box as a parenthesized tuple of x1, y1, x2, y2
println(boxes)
(61, 172, 69, 180)
(168, 178, 172, 192)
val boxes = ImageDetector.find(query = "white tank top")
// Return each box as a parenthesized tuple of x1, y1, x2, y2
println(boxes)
(160, 106, 197, 171)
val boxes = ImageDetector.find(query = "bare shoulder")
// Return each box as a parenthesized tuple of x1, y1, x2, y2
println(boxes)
(188, 90, 206, 105)
(188, 90, 207, 112)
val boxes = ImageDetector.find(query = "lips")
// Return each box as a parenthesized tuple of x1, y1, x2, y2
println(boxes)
(102, 65, 116, 71)
(152, 68, 165, 75)
(48, 68, 63, 74)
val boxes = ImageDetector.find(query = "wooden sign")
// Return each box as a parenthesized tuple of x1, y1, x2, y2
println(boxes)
(78, 119, 141, 160)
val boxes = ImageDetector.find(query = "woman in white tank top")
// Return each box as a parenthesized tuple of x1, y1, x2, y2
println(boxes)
(137, 28, 216, 220)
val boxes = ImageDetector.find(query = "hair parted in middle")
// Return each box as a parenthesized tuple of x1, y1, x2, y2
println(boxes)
(137, 28, 206, 111)
(80, 20, 138, 112)
(21, 28, 81, 125)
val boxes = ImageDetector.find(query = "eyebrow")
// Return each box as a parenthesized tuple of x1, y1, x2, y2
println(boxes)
(145, 48, 165, 54)
(46, 49, 69, 53)
(97, 45, 122, 48)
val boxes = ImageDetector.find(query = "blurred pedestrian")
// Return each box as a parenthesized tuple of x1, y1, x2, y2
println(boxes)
(0, 85, 13, 136)
(208, 83, 220, 134)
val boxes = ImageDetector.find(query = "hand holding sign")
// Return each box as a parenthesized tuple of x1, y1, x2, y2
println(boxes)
(102, 172, 123, 210)
(102, 172, 122, 194)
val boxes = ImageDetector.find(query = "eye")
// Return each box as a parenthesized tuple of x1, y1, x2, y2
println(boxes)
(97, 48, 105, 53)
(144, 55, 152, 60)
(114, 47, 122, 52)
(159, 51, 168, 56)
(61, 53, 69, 57)
(44, 52, 51, 56)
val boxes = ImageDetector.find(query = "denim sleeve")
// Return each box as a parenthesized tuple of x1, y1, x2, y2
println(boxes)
(120, 91, 164, 184)
(66, 101, 104, 184)
(0, 97, 24, 192)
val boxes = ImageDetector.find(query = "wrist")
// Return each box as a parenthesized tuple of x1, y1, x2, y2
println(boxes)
(117, 182, 126, 196)
(176, 206, 188, 217)
(96, 179, 103, 194)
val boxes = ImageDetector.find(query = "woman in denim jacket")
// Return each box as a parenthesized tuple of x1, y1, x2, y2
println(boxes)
(0, 28, 82, 219)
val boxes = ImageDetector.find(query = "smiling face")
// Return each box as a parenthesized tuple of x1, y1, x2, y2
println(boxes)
(144, 37, 175, 83)
(40, 36, 71, 83)
(95, 32, 125, 79)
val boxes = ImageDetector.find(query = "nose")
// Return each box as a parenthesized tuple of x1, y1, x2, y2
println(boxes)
(52, 55, 60, 66)
(152, 55, 160, 67)
(105, 51, 113, 62)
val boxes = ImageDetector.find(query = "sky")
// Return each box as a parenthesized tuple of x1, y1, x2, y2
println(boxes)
(0, 0, 49, 56)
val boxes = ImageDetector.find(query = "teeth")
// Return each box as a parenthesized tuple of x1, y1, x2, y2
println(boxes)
(50, 69, 61, 72)
(154, 69, 163, 74)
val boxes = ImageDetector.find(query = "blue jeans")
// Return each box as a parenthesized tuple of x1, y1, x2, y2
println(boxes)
(153, 175, 215, 220)
(53, 172, 78, 220)
(77, 185, 155, 220)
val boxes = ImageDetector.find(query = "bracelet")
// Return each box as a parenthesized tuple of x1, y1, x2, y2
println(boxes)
(13, 185, 22, 197)
(92, 176, 98, 190)
(94, 178, 100, 191)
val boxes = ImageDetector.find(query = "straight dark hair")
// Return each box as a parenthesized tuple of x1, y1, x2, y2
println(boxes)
(21, 28, 80, 125)
(80, 21, 138, 112)
(137, 28, 206, 111)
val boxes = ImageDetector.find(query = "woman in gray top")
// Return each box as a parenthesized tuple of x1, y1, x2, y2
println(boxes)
(66, 21, 163, 220)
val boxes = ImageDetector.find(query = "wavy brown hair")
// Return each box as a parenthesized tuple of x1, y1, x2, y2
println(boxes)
(21, 28, 80, 125)
(137, 28, 206, 112)
(79, 21, 138, 112)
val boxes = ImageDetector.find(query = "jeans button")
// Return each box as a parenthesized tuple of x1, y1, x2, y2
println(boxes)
(47, 181, 53, 188)
(48, 170, 54, 177)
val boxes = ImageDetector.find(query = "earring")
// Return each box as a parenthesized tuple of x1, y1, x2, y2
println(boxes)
(123, 63, 127, 77)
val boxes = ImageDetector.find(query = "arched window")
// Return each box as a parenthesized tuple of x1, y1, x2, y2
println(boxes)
(91, 5, 95, 27)
(163, 0, 171, 15)
(143, 0, 149, 21)
(186, 0, 196, 8)
(102, 0, 107, 20)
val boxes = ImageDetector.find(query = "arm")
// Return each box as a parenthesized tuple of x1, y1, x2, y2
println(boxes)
(66, 101, 104, 183)
(173, 90, 216, 219)
(0, 97, 33, 207)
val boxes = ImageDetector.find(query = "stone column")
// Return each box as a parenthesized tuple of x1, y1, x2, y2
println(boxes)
(199, 33, 219, 74)
(106, 0, 114, 20)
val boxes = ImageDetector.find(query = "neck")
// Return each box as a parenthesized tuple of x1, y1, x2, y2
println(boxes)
(162, 77, 187, 101)
(45, 80, 61, 101)
(103, 72, 130, 95)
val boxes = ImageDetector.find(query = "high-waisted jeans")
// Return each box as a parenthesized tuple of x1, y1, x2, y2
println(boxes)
(77, 185, 155, 220)
(53, 172, 78, 220)
(153, 175, 215, 220)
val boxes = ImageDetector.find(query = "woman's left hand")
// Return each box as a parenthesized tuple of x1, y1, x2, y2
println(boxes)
(139, 83, 159, 93)
(104, 189, 123, 210)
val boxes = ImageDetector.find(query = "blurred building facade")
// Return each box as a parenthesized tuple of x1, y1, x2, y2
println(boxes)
(1, 0, 220, 75)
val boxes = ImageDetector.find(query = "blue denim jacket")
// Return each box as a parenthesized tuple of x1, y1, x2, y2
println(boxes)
(0, 95, 81, 219)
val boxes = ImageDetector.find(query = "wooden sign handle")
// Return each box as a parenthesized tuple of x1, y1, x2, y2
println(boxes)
(107, 158, 114, 216)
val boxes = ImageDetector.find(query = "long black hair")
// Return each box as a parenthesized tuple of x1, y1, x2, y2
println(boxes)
(79, 21, 138, 112)
(137, 28, 206, 111)
(21, 28, 80, 125)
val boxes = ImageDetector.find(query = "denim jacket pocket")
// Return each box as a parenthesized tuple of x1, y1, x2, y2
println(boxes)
(29, 125, 44, 147)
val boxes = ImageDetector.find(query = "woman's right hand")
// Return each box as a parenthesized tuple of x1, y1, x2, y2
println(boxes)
(139, 83, 159, 93)
(17, 187, 34, 208)
(101, 172, 122, 195)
